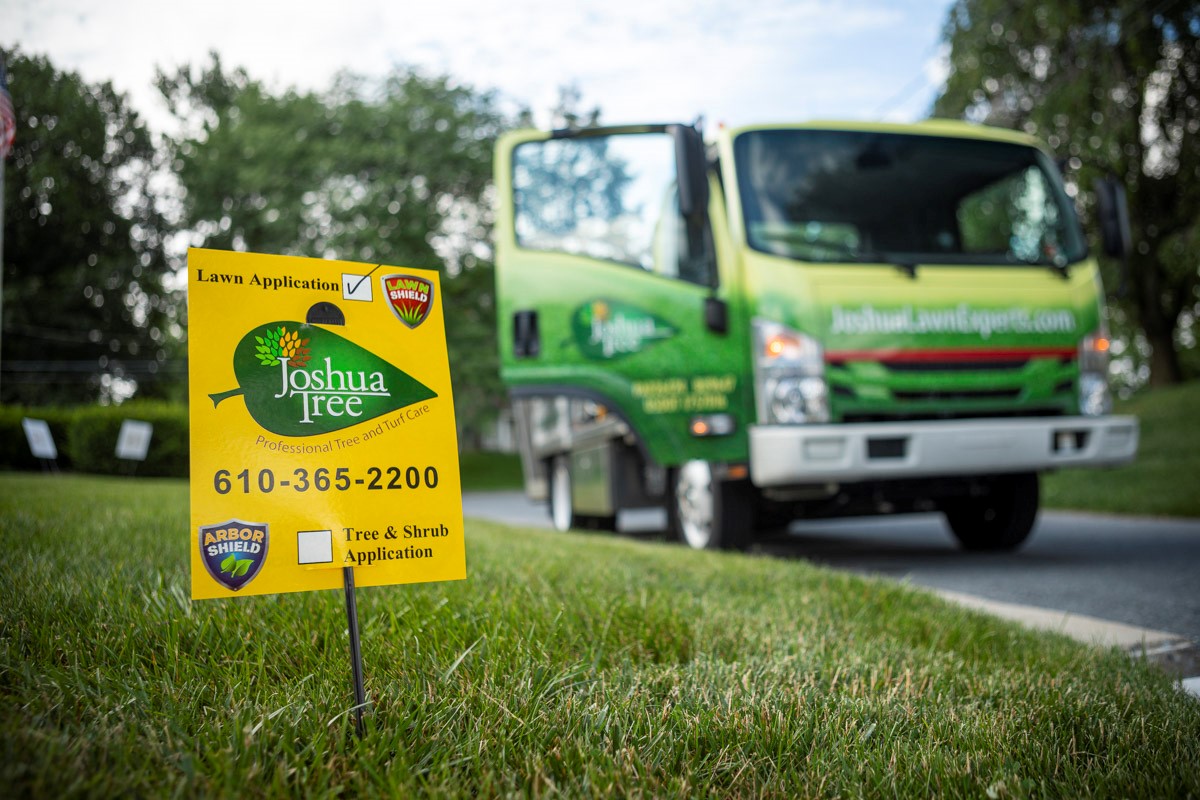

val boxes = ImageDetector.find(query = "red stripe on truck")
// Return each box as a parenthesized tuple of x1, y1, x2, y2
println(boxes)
(825, 346, 1076, 363)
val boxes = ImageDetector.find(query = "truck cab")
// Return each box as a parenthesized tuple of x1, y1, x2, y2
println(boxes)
(493, 120, 1138, 551)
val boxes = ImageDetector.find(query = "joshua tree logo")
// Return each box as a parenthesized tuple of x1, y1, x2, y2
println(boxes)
(209, 321, 437, 437)
(572, 299, 676, 360)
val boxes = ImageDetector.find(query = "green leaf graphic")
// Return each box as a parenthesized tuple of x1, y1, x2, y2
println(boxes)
(209, 321, 439, 437)
(232, 558, 251, 577)
(220, 553, 237, 573)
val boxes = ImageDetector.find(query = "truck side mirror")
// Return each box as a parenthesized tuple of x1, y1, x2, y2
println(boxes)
(671, 124, 709, 220)
(669, 123, 720, 291)
(1094, 176, 1132, 259)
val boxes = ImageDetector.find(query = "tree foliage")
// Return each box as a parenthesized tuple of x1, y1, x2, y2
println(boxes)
(1, 48, 179, 404)
(157, 55, 512, 437)
(934, 1, 1200, 386)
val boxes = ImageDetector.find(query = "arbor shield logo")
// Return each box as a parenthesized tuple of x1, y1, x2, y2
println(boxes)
(383, 274, 434, 328)
(199, 520, 269, 591)
(208, 321, 438, 437)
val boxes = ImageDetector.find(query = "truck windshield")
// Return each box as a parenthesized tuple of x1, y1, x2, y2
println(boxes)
(733, 129, 1086, 267)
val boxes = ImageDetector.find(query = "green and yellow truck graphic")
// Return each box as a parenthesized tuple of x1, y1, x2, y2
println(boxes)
(494, 120, 1138, 551)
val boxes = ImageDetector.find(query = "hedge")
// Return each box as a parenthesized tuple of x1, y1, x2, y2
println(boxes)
(1, 402, 189, 477)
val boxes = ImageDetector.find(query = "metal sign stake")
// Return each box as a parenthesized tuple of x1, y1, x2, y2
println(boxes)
(343, 565, 367, 738)
(306, 301, 369, 740)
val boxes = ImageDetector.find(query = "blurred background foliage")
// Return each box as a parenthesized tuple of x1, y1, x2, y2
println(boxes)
(1, 2, 1197, 431)
(935, 0, 1200, 389)
(0, 51, 181, 406)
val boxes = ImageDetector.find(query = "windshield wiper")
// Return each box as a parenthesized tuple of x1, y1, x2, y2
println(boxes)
(1010, 253, 1070, 279)
(858, 249, 918, 278)
(885, 255, 918, 279)
(814, 242, 919, 277)
(755, 230, 920, 276)
(1047, 260, 1070, 280)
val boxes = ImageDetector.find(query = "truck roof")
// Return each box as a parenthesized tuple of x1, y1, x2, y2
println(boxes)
(723, 119, 1042, 148)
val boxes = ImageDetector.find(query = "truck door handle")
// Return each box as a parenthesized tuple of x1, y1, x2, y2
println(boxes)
(705, 296, 728, 334)
(513, 310, 540, 358)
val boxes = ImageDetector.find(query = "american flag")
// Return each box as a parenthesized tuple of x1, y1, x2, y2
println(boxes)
(0, 54, 15, 159)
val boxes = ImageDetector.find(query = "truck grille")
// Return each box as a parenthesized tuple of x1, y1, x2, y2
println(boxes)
(827, 348, 1078, 422)
(891, 387, 1021, 402)
(873, 359, 1033, 372)
(843, 407, 1066, 423)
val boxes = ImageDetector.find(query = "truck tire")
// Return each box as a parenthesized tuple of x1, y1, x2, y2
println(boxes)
(943, 472, 1039, 552)
(548, 455, 576, 532)
(670, 460, 752, 551)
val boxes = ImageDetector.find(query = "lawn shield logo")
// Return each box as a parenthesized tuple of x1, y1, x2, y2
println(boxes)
(383, 274, 434, 328)
(208, 321, 438, 437)
(199, 520, 269, 591)
(572, 299, 677, 360)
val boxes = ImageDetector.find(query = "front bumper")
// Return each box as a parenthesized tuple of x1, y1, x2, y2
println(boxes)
(749, 416, 1139, 486)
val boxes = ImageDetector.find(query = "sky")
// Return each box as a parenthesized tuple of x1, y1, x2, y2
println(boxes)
(6, 0, 954, 134)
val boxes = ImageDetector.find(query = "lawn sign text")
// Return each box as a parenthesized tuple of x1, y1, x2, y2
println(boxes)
(188, 249, 466, 732)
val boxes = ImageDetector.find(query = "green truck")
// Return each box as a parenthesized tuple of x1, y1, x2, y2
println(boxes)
(493, 120, 1138, 551)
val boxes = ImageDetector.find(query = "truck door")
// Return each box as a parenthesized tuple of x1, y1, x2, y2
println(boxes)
(494, 126, 752, 470)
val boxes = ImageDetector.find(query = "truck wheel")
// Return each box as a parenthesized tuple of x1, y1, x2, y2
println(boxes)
(548, 455, 576, 532)
(670, 460, 752, 551)
(943, 472, 1039, 552)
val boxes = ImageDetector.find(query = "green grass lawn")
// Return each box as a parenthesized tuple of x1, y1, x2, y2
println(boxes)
(1042, 381, 1200, 517)
(2, 474, 1197, 797)
(458, 450, 523, 491)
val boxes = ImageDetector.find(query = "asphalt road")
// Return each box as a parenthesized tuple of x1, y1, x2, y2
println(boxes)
(463, 491, 1200, 642)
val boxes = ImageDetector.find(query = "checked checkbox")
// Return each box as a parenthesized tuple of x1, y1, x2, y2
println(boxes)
(342, 273, 374, 302)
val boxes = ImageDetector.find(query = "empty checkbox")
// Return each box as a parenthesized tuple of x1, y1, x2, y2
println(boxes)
(297, 529, 334, 564)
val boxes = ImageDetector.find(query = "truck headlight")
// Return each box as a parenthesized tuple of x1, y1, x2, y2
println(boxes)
(752, 319, 829, 424)
(1078, 329, 1112, 416)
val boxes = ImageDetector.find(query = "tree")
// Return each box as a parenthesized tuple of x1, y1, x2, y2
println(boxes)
(1, 48, 180, 404)
(934, 1, 1200, 386)
(157, 55, 512, 439)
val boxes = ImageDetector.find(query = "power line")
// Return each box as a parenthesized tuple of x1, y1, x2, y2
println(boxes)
(874, 60, 942, 118)
(3, 359, 186, 375)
